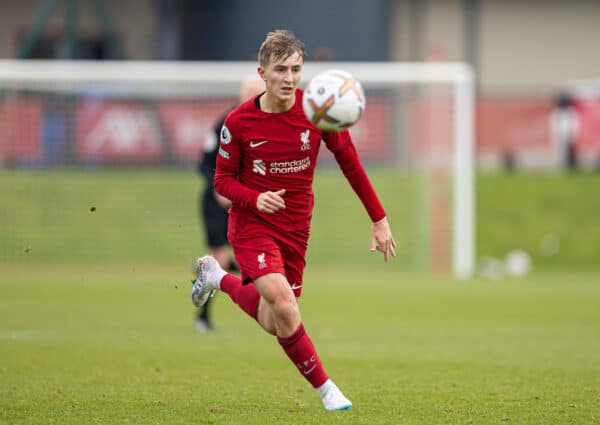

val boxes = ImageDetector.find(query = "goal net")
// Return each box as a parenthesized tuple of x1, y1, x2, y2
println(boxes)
(0, 60, 474, 278)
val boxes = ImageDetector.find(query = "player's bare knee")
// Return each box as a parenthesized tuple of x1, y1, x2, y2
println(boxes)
(272, 296, 300, 328)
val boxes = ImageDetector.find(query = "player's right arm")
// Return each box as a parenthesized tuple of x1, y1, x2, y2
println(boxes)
(214, 118, 259, 210)
(214, 118, 286, 214)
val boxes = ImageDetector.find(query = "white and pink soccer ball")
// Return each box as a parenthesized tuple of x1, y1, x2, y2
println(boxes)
(302, 69, 366, 132)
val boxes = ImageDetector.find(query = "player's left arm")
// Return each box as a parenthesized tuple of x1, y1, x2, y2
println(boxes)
(328, 135, 397, 261)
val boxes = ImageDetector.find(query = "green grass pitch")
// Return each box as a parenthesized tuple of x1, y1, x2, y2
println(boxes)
(1, 265, 599, 424)
(1, 169, 599, 423)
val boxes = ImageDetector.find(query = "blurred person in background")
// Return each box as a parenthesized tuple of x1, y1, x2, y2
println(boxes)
(191, 29, 395, 410)
(552, 93, 578, 171)
(195, 76, 265, 332)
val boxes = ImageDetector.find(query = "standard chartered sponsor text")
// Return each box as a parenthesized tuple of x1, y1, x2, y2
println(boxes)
(269, 157, 310, 174)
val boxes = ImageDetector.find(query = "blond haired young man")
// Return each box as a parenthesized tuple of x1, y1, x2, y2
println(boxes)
(191, 29, 395, 411)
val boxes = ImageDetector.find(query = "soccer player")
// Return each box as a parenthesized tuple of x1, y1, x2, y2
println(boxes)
(191, 29, 396, 411)
(195, 76, 265, 332)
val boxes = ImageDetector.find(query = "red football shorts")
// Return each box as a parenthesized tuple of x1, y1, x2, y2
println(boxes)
(230, 225, 308, 297)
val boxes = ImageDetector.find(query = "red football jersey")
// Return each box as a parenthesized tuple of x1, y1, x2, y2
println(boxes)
(214, 89, 385, 234)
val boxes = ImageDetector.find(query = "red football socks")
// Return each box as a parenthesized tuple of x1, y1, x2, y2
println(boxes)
(219, 274, 261, 319)
(277, 324, 329, 388)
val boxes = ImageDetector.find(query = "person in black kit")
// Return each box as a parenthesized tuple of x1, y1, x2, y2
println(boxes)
(195, 76, 265, 332)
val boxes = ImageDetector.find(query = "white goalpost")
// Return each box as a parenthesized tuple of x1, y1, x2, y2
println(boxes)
(0, 60, 475, 278)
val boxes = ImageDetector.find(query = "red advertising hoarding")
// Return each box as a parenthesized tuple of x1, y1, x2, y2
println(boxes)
(477, 98, 554, 155)
(0, 98, 43, 162)
(76, 101, 164, 162)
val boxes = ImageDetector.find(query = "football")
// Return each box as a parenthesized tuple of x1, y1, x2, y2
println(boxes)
(302, 69, 366, 132)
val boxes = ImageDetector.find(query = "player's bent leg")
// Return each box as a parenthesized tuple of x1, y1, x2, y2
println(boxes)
(253, 273, 350, 410)
(199, 265, 351, 411)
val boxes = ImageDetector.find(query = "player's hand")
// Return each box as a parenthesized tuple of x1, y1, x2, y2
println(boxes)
(370, 217, 397, 262)
(257, 189, 286, 214)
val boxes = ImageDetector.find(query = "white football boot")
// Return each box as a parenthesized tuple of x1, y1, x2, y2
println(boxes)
(190, 256, 226, 307)
(317, 379, 353, 411)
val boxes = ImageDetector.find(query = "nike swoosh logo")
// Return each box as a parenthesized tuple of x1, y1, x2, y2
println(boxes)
(290, 283, 302, 290)
(249, 140, 269, 148)
(303, 364, 317, 375)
